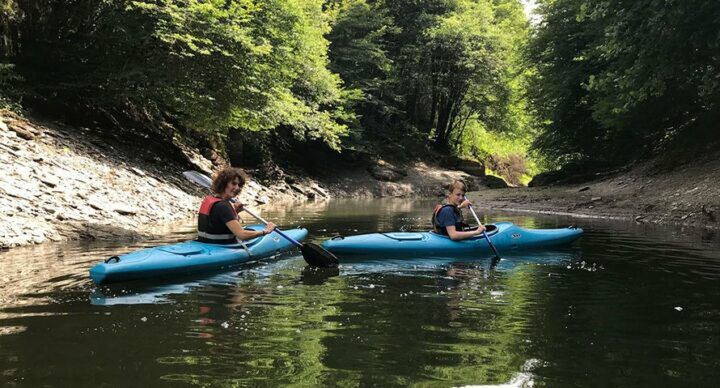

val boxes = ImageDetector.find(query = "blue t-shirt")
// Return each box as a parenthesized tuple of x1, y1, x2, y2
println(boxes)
(436, 206, 461, 234)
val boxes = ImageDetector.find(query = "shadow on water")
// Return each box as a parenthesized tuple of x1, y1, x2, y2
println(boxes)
(1, 198, 719, 387)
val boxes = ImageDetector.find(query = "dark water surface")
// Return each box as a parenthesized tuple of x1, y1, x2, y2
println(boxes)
(1, 199, 719, 387)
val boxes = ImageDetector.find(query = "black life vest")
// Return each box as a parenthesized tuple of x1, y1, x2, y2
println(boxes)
(197, 195, 238, 244)
(431, 202, 466, 235)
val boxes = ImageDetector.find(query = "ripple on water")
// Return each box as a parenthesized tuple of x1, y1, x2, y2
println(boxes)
(1, 206, 720, 387)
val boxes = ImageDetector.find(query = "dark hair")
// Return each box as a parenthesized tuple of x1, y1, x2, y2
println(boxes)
(211, 167, 248, 194)
(447, 179, 466, 193)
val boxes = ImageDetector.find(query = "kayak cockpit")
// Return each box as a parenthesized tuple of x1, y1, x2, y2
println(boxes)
(427, 223, 500, 239)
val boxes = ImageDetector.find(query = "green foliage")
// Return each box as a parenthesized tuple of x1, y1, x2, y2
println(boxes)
(424, 0, 503, 147)
(5, 0, 349, 148)
(125, 0, 349, 147)
(416, 0, 539, 183)
(458, 119, 540, 185)
(7, 0, 712, 177)
(526, 0, 605, 165)
(325, 0, 534, 156)
(326, 0, 397, 140)
(0, 63, 23, 111)
(4, 0, 541, 171)
(529, 0, 720, 166)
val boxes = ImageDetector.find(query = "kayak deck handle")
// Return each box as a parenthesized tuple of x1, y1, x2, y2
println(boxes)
(105, 255, 120, 264)
(331, 235, 345, 241)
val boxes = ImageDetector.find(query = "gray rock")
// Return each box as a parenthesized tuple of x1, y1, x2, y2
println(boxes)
(457, 159, 485, 177)
(290, 184, 308, 195)
(9, 122, 38, 140)
(310, 183, 329, 198)
(40, 175, 59, 188)
(1, 185, 39, 201)
(480, 175, 509, 189)
(87, 197, 106, 211)
(368, 160, 406, 182)
(439, 155, 464, 169)
(701, 204, 716, 222)
(114, 205, 137, 216)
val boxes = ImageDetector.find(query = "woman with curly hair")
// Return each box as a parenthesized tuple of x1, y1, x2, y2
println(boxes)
(197, 167, 275, 244)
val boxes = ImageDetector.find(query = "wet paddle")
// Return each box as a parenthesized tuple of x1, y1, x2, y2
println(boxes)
(182, 170, 339, 268)
(464, 196, 501, 260)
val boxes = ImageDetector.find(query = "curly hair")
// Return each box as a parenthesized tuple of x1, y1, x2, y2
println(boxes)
(211, 167, 248, 195)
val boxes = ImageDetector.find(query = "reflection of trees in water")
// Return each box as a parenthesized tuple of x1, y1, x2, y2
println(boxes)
(424, 260, 545, 385)
(151, 261, 539, 386)
(316, 264, 538, 386)
(157, 264, 351, 385)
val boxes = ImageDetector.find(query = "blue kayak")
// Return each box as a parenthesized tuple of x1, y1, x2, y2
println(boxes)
(90, 225, 308, 284)
(321, 221, 582, 258)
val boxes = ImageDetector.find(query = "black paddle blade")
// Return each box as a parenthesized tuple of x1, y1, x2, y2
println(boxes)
(301, 243, 339, 268)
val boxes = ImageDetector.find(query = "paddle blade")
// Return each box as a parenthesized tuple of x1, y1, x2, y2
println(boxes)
(301, 243, 339, 268)
(183, 170, 213, 189)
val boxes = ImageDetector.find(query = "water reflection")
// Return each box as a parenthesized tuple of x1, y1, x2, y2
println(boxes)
(1, 198, 719, 387)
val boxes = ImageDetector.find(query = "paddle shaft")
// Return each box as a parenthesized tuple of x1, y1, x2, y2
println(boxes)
(464, 196, 501, 258)
(242, 207, 302, 248)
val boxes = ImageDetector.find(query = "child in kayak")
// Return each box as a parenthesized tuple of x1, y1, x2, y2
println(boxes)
(431, 179, 486, 241)
(197, 167, 275, 244)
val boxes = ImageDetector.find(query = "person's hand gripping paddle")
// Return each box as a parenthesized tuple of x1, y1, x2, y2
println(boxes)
(464, 196, 500, 260)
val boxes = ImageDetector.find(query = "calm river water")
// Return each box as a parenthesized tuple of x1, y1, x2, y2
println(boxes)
(1, 199, 719, 387)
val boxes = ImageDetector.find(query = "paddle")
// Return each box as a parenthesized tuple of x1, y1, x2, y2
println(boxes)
(182, 170, 339, 268)
(464, 196, 501, 260)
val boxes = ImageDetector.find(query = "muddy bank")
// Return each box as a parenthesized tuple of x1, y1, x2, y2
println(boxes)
(469, 157, 720, 230)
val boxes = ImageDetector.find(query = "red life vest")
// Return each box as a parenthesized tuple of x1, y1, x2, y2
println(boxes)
(197, 195, 238, 244)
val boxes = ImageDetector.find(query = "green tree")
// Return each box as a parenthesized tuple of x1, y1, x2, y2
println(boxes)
(526, 0, 605, 165)
(5, 0, 349, 148)
(529, 0, 720, 166)
(326, 0, 396, 140)
(584, 0, 720, 151)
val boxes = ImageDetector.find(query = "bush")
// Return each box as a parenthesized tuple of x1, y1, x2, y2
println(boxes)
(487, 153, 526, 186)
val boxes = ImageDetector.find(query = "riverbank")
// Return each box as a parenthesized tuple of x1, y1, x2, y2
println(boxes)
(2, 110, 719, 248)
(469, 156, 720, 230)
(0, 111, 480, 248)
(0, 111, 331, 247)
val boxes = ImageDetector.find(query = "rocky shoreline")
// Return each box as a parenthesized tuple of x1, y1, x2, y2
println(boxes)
(469, 158, 720, 231)
(0, 111, 487, 248)
(2, 110, 719, 249)
(0, 111, 333, 248)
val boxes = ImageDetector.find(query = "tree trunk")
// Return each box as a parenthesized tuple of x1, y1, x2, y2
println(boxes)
(434, 95, 451, 149)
